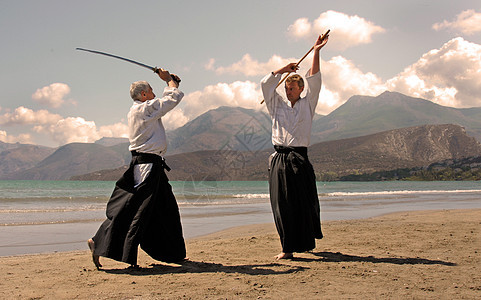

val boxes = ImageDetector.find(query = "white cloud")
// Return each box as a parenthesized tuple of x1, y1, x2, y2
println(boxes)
(34, 117, 100, 145)
(0, 130, 33, 144)
(0, 105, 129, 146)
(0, 106, 62, 126)
(33, 117, 130, 145)
(289, 18, 312, 38)
(32, 83, 73, 108)
(433, 10, 481, 35)
(287, 10, 385, 50)
(317, 56, 386, 114)
(208, 54, 293, 77)
(98, 122, 129, 138)
(162, 108, 190, 130)
(386, 37, 481, 107)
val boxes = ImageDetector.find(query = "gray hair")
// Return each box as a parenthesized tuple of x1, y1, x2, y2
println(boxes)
(130, 81, 152, 101)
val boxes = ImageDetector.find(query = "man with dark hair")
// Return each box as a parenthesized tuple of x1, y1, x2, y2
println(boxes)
(88, 68, 187, 269)
(261, 33, 329, 260)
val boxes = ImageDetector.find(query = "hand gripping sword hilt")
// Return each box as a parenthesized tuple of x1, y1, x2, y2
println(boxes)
(153, 67, 181, 84)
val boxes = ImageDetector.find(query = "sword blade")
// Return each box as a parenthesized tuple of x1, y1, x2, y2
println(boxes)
(76, 47, 156, 72)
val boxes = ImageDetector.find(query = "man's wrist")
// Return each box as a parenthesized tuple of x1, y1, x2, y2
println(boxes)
(167, 79, 178, 88)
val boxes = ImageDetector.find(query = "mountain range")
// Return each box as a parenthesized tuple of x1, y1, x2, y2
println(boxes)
(310, 91, 481, 143)
(1, 91, 481, 180)
(72, 124, 481, 181)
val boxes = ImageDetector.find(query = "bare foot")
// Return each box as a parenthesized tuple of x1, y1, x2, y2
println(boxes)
(128, 264, 140, 269)
(87, 238, 102, 269)
(275, 252, 293, 260)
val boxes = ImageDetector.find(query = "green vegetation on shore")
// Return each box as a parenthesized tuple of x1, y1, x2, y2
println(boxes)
(334, 156, 481, 181)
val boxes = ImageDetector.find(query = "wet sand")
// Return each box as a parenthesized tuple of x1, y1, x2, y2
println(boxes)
(1, 209, 480, 299)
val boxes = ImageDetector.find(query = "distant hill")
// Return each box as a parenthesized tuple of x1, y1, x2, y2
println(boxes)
(340, 156, 481, 181)
(95, 137, 129, 147)
(72, 124, 481, 181)
(165, 106, 274, 155)
(311, 91, 481, 143)
(1, 143, 127, 180)
(308, 123, 481, 179)
(0, 144, 55, 177)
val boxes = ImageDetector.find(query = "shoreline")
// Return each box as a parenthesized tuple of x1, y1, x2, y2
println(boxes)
(2, 198, 481, 258)
(1, 208, 480, 299)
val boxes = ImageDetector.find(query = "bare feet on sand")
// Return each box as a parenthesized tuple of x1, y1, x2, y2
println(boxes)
(87, 239, 102, 269)
(275, 252, 293, 260)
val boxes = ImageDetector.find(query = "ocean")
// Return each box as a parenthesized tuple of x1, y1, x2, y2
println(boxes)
(1, 180, 480, 257)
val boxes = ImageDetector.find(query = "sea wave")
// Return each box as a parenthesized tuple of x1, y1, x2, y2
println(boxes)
(0, 207, 102, 213)
(0, 196, 109, 202)
(326, 189, 481, 197)
(1, 218, 104, 227)
(232, 193, 270, 199)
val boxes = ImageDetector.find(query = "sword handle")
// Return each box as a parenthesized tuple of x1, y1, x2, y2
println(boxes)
(153, 68, 181, 84)
(170, 74, 181, 84)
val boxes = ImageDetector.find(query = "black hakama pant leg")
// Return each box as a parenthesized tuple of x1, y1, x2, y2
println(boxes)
(269, 151, 322, 253)
(92, 158, 186, 265)
(139, 167, 186, 263)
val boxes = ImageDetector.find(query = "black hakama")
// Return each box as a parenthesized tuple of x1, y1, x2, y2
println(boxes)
(92, 152, 186, 265)
(269, 145, 323, 253)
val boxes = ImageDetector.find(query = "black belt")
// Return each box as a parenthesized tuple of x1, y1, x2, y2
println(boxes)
(130, 151, 171, 171)
(274, 145, 308, 158)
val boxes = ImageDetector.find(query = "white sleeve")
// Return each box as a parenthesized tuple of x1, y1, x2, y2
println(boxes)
(260, 72, 282, 116)
(144, 87, 184, 119)
(304, 70, 322, 116)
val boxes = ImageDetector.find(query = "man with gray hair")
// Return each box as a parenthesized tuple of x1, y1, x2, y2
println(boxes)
(88, 68, 187, 269)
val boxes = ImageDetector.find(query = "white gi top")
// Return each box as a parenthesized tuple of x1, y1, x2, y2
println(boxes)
(128, 86, 184, 156)
(128, 86, 183, 187)
(261, 70, 322, 147)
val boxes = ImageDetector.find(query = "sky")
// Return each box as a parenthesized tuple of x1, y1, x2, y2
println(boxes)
(1, 0, 480, 147)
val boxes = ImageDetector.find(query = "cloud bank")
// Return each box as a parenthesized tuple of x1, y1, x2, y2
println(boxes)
(0, 106, 62, 126)
(199, 37, 481, 116)
(208, 55, 293, 76)
(433, 10, 481, 35)
(287, 11, 386, 50)
(387, 37, 481, 107)
(0, 131, 32, 144)
(32, 83, 73, 108)
(0, 107, 128, 146)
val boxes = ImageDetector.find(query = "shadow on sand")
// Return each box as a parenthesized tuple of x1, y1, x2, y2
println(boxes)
(102, 260, 308, 275)
(291, 251, 456, 266)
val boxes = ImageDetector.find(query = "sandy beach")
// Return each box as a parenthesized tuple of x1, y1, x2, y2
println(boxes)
(1, 208, 480, 299)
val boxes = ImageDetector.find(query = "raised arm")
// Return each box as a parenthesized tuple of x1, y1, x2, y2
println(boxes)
(273, 63, 299, 76)
(156, 68, 180, 88)
(310, 33, 329, 76)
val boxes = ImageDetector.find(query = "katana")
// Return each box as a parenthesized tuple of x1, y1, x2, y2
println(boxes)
(76, 47, 180, 83)
(260, 29, 330, 104)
